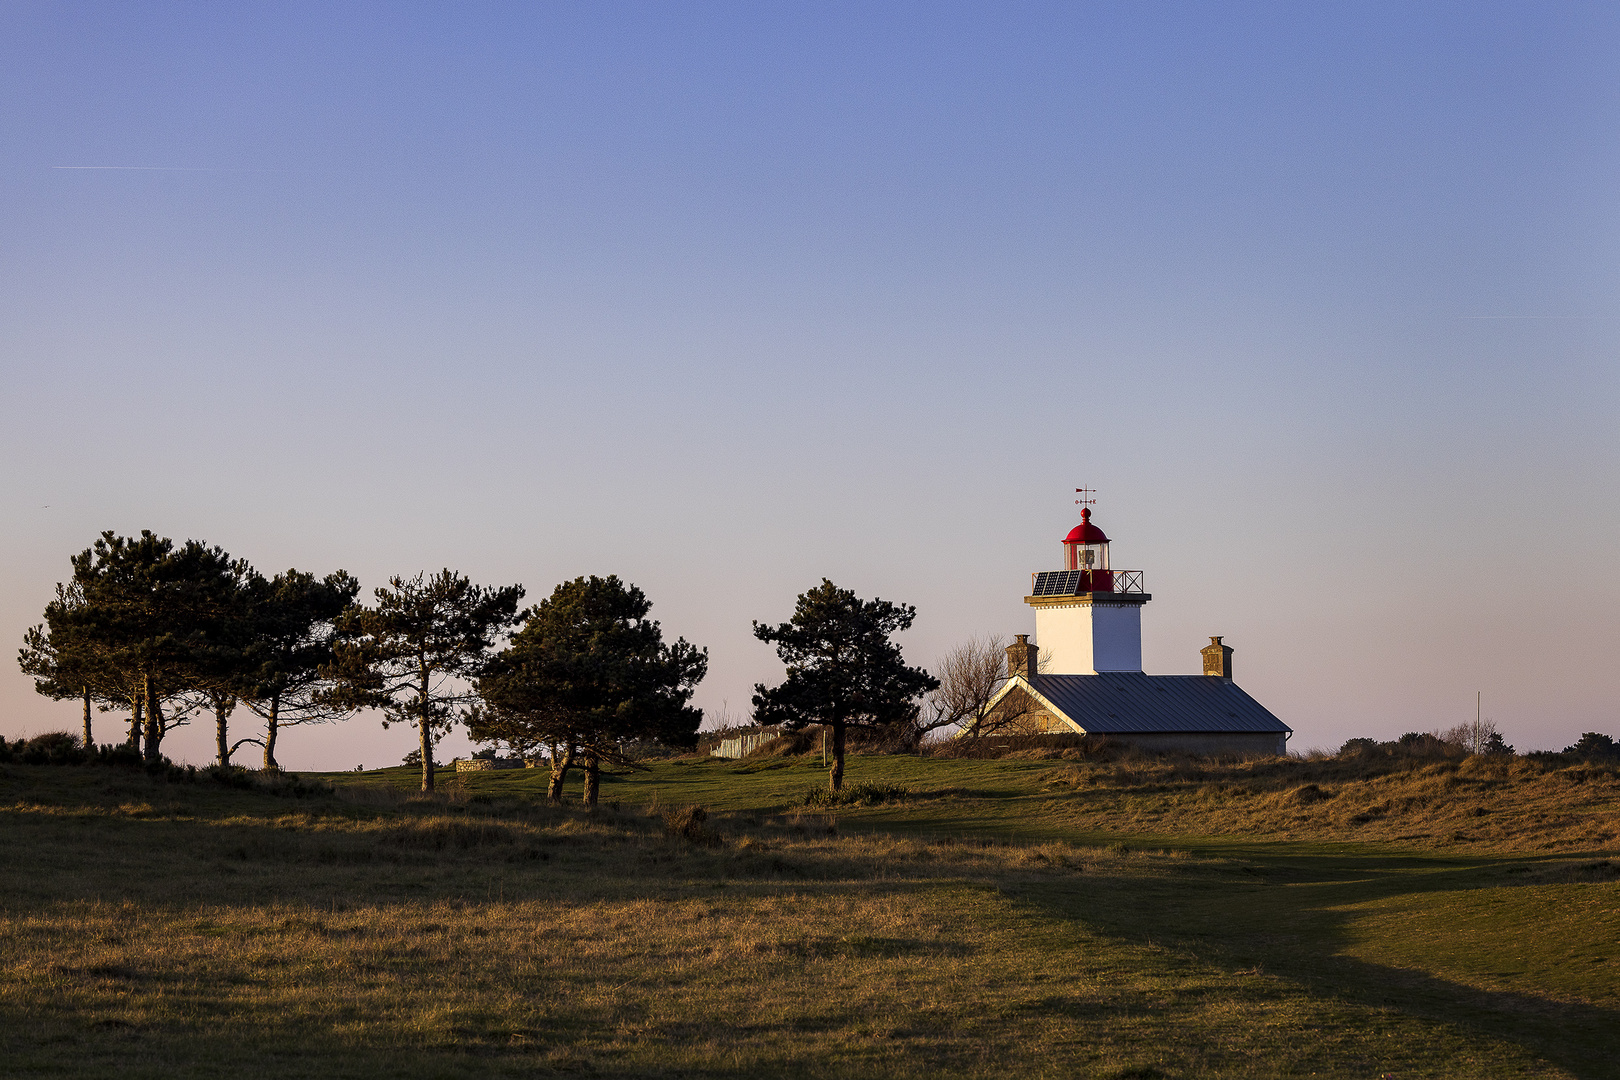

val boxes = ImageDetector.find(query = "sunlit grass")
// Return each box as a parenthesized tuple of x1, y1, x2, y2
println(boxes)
(2, 757, 1615, 1078)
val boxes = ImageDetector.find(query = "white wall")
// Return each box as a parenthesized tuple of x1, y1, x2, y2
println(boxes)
(1035, 602, 1095, 674)
(1034, 601, 1145, 674)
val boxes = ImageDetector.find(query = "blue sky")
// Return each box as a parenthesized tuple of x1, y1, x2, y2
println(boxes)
(3, 2, 1616, 767)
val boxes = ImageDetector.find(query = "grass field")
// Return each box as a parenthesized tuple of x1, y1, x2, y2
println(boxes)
(2, 751, 1617, 1078)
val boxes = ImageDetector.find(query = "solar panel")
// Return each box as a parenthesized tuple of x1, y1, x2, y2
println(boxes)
(1031, 570, 1084, 596)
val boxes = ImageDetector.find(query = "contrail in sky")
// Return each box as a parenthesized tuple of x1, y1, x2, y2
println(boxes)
(52, 166, 268, 172)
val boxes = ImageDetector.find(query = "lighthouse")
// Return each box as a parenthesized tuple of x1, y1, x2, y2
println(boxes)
(979, 503, 1292, 756)
(1026, 507, 1151, 674)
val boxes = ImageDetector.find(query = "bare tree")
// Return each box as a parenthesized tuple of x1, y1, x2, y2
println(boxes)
(917, 636, 1006, 738)
(1440, 717, 1510, 756)
(915, 635, 1052, 740)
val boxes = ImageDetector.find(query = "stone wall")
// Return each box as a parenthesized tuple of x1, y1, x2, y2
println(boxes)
(453, 757, 525, 772)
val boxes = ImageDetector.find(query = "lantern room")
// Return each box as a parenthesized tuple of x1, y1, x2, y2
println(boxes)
(1064, 508, 1110, 575)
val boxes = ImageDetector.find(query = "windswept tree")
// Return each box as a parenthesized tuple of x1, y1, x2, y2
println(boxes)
(33, 532, 253, 763)
(474, 575, 707, 807)
(235, 569, 361, 770)
(752, 579, 938, 791)
(322, 570, 524, 792)
(18, 582, 119, 750)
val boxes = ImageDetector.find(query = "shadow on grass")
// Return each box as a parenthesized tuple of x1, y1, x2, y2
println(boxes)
(1014, 846, 1619, 1080)
(6, 763, 1616, 1078)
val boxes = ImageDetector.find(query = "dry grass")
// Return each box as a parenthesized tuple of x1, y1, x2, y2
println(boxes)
(1032, 752, 1620, 851)
(2, 761, 1615, 1078)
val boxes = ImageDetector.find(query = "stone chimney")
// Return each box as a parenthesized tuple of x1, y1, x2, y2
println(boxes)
(1006, 634, 1039, 679)
(1201, 636, 1234, 681)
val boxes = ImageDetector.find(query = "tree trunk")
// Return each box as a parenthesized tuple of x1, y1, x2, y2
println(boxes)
(547, 743, 575, 804)
(128, 694, 143, 752)
(263, 695, 280, 771)
(829, 721, 846, 791)
(82, 687, 93, 751)
(143, 674, 164, 764)
(419, 722, 435, 793)
(418, 659, 434, 793)
(214, 697, 231, 767)
(582, 751, 600, 809)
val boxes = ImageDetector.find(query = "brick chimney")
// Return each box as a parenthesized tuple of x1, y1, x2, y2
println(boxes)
(1006, 634, 1039, 679)
(1201, 636, 1233, 680)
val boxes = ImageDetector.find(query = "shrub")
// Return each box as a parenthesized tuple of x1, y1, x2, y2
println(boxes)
(93, 743, 143, 768)
(662, 804, 709, 841)
(1337, 738, 1379, 758)
(0, 735, 154, 769)
(15, 732, 88, 766)
(204, 764, 257, 789)
(801, 781, 909, 808)
(1564, 733, 1618, 759)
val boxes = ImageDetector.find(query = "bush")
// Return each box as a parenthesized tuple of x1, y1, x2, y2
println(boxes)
(801, 781, 910, 808)
(0, 732, 90, 766)
(1564, 733, 1618, 759)
(1396, 732, 1453, 756)
(204, 764, 257, 789)
(0, 735, 173, 770)
(94, 743, 143, 767)
(30, 731, 88, 764)
(662, 804, 709, 841)
(1341, 728, 1514, 761)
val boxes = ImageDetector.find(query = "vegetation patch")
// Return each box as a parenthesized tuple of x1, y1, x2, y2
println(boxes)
(3, 755, 1618, 1079)
(801, 781, 911, 808)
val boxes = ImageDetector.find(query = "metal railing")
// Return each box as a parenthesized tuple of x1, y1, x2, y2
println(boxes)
(1030, 569, 1145, 596)
(1112, 570, 1145, 594)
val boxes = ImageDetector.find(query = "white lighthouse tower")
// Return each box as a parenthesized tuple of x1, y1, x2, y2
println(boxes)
(1026, 507, 1151, 674)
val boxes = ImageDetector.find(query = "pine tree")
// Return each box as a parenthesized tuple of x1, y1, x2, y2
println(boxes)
(475, 575, 706, 807)
(236, 569, 361, 769)
(322, 570, 524, 792)
(34, 532, 251, 763)
(752, 579, 937, 791)
(18, 582, 120, 751)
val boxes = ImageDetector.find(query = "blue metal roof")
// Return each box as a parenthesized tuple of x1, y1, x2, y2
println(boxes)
(1027, 673, 1290, 735)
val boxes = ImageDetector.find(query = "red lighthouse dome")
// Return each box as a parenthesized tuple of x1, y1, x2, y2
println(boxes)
(1064, 507, 1109, 546)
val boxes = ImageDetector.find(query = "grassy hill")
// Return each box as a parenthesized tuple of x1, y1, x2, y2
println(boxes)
(2, 752, 1616, 1078)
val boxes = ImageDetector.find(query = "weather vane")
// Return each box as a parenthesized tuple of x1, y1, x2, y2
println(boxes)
(1074, 487, 1096, 507)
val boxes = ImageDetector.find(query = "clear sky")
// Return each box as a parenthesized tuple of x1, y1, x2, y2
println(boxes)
(3, 2, 1616, 768)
